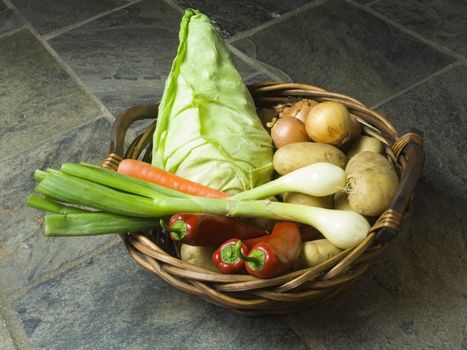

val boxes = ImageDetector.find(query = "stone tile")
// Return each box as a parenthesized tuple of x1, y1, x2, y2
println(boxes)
(352, 0, 374, 4)
(13, 244, 308, 350)
(10, 0, 132, 35)
(174, 0, 313, 38)
(286, 64, 467, 350)
(0, 29, 101, 161)
(371, 0, 467, 57)
(0, 117, 115, 294)
(232, 0, 454, 105)
(0, 1, 22, 36)
(49, 0, 261, 117)
(378, 64, 467, 202)
(0, 317, 15, 350)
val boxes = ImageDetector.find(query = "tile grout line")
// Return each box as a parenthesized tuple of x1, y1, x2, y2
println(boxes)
(0, 296, 31, 350)
(0, 114, 110, 165)
(365, 0, 382, 7)
(0, 25, 25, 39)
(162, 0, 290, 82)
(3, 0, 117, 127)
(370, 61, 462, 109)
(8, 237, 122, 301)
(161, 0, 185, 15)
(42, 0, 145, 41)
(0, 237, 121, 349)
(227, 44, 291, 82)
(226, 0, 327, 44)
(346, 0, 467, 61)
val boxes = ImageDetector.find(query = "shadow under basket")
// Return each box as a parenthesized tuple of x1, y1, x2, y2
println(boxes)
(101, 82, 425, 316)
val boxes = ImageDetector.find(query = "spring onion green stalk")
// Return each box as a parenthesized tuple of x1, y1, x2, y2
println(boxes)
(27, 194, 159, 236)
(44, 213, 158, 236)
(35, 171, 210, 218)
(27, 194, 88, 214)
(34, 164, 370, 248)
(232, 162, 346, 200)
(64, 162, 191, 199)
(34, 169, 49, 182)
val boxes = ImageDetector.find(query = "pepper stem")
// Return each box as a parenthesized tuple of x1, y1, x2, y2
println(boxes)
(159, 219, 187, 240)
(221, 240, 244, 264)
(237, 244, 264, 267)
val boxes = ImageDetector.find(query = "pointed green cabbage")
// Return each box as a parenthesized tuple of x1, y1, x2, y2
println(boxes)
(152, 9, 273, 194)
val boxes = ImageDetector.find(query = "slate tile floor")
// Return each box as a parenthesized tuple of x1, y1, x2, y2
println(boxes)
(1, 0, 466, 349)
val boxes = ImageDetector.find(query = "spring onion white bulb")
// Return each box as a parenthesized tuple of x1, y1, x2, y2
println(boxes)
(256, 201, 370, 249)
(232, 162, 346, 200)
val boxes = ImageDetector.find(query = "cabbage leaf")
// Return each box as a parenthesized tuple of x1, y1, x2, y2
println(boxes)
(152, 9, 273, 194)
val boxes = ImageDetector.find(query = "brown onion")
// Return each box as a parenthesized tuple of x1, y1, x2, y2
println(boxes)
(276, 99, 317, 123)
(305, 101, 352, 146)
(338, 115, 362, 151)
(270, 117, 308, 148)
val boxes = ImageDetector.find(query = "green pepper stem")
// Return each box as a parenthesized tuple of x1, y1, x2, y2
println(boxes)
(160, 219, 187, 240)
(237, 244, 262, 265)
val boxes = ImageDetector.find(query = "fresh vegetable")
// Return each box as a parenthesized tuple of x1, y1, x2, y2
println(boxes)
(240, 222, 302, 278)
(270, 117, 308, 148)
(32, 164, 370, 248)
(27, 194, 158, 236)
(212, 239, 249, 274)
(181, 244, 218, 272)
(275, 99, 317, 123)
(347, 135, 384, 159)
(244, 225, 321, 249)
(161, 213, 266, 246)
(118, 159, 229, 199)
(233, 162, 346, 200)
(345, 151, 399, 216)
(273, 142, 347, 175)
(305, 101, 352, 146)
(28, 193, 87, 214)
(151, 9, 273, 194)
(283, 192, 333, 209)
(294, 239, 342, 269)
(43, 213, 158, 236)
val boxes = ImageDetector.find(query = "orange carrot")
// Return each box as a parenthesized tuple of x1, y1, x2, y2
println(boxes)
(117, 159, 230, 199)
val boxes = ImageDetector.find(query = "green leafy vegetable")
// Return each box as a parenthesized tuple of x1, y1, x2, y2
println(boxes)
(152, 9, 273, 194)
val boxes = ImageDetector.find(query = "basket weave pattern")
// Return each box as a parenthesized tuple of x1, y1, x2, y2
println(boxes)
(101, 83, 424, 316)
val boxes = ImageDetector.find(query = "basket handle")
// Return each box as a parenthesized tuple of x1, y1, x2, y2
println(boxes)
(101, 104, 157, 169)
(374, 128, 425, 243)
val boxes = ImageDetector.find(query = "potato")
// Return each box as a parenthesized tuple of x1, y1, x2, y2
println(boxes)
(294, 239, 342, 269)
(284, 192, 333, 209)
(345, 151, 399, 216)
(273, 142, 347, 175)
(347, 136, 384, 159)
(346, 150, 392, 174)
(180, 244, 218, 272)
(333, 190, 352, 211)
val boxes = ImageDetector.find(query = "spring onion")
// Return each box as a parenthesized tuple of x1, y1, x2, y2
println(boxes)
(44, 213, 158, 236)
(232, 162, 346, 200)
(27, 194, 159, 236)
(32, 164, 369, 248)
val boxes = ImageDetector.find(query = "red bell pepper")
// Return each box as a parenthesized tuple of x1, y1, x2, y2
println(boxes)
(161, 213, 267, 246)
(243, 225, 321, 248)
(212, 239, 249, 274)
(240, 221, 302, 279)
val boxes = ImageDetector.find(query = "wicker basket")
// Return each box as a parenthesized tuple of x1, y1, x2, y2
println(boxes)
(101, 82, 424, 316)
